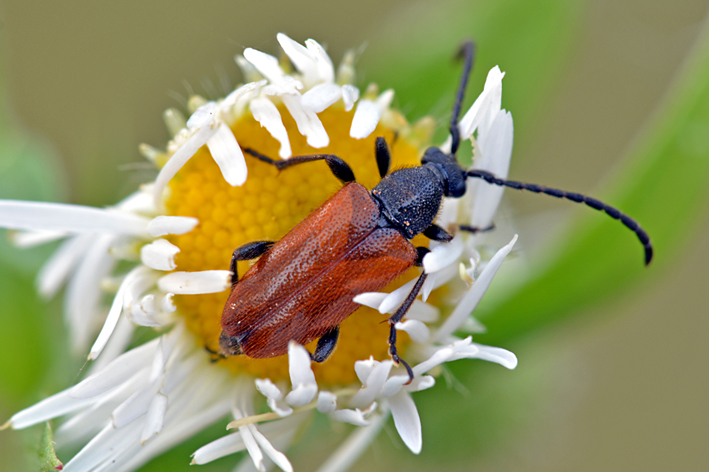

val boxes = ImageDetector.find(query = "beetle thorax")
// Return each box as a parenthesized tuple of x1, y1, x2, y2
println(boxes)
(372, 166, 445, 239)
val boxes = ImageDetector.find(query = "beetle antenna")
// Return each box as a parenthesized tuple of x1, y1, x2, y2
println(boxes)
(466, 169, 653, 265)
(450, 40, 476, 155)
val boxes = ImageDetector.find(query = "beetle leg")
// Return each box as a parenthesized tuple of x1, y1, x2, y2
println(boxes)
(230, 240, 274, 285)
(458, 223, 495, 234)
(243, 148, 356, 184)
(387, 272, 428, 384)
(388, 325, 414, 382)
(423, 223, 454, 242)
(415, 246, 431, 267)
(310, 326, 340, 363)
(374, 137, 391, 179)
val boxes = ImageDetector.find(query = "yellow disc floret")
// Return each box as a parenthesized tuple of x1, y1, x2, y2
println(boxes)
(166, 103, 430, 386)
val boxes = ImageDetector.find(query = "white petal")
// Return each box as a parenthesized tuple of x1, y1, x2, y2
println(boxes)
(281, 94, 329, 148)
(244, 48, 301, 93)
(480, 110, 514, 177)
(349, 90, 394, 139)
(389, 390, 422, 454)
(118, 372, 234, 471)
(288, 341, 315, 386)
(458, 315, 487, 334)
(146, 216, 199, 237)
(150, 330, 180, 382)
(62, 419, 142, 471)
(140, 393, 168, 444)
(395, 320, 430, 344)
(255, 379, 283, 400)
(164, 108, 187, 137)
(235, 56, 264, 84)
(352, 292, 387, 310)
(161, 293, 176, 313)
(186, 101, 218, 129)
(157, 270, 231, 295)
(222, 80, 267, 110)
(153, 125, 218, 208)
(256, 379, 292, 416)
(305, 38, 335, 84)
(378, 270, 452, 315)
(9, 390, 96, 429)
(36, 234, 92, 299)
(381, 375, 408, 399)
(56, 368, 146, 445)
(341, 84, 359, 112)
(0, 200, 149, 236)
(317, 391, 337, 413)
(354, 357, 377, 385)
(405, 375, 435, 393)
(405, 301, 440, 323)
(193, 414, 303, 466)
(313, 412, 388, 472)
(207, 123, 247, 186)
(421, 272, 436, 302)
(111, 375, 163, 428)
(436, 197, 459, 228)
(478, 69, 505, 139)
(250, 98, 292, 158)
(277, 33, 319, 86)
(301, 83, 342, 113)
(192, 433, 246, 465)
(434, 234, 517, 342)
(249, 423, 294, 472)
(378, 278, 417, 314)
(130, 304, 163, 328)
(470, 344, 517, 369)
(233, 416, 264, 472)
(64, 234, 116, 353)
(140, 239, 180, 271)
(88, 266, 150, 360)
(412, 346, 455, 377)
(350, 360, 393, 408)
(422, 235, 464, 274)
(331, 409, 370, 426)
(9, 229, 66, 247)
(268, 401, 294, 418)
(469, 110, 514, 229)
(458, 66, 505, 139)
(116, 187, 156, 215)
(87, 314, 136, 374)
(285, 342, 317, 407)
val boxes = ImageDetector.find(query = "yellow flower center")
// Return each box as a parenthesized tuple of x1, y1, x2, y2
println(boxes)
(166, 103, 431, 386)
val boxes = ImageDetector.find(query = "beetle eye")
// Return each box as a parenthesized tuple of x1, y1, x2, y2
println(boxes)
(446, 166, 467, 197)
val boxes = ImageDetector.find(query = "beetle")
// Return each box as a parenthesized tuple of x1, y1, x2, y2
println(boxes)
(217, 41, 653, 380)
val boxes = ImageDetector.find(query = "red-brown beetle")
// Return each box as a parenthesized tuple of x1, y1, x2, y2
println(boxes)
(218, 42, 653, 379)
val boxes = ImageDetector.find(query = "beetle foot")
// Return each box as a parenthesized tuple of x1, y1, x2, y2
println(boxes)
(390, 350, 414, 385)
(388, 325, 414, 385)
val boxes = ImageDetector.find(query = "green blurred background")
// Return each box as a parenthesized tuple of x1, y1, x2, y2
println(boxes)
(1, 0, 707, 471)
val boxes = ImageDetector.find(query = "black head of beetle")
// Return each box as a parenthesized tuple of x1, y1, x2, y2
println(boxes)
(370, 40, 652, 265)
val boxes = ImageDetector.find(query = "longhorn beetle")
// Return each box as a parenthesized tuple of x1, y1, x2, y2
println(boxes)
(218, 41, 652, 381)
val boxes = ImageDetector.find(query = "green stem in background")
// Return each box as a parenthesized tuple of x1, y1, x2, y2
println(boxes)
(38, 423, 63, 471)
(478, 10, 709, 345)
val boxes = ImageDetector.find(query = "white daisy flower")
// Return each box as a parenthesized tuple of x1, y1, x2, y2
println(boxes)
(1, 35, 517, 471)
